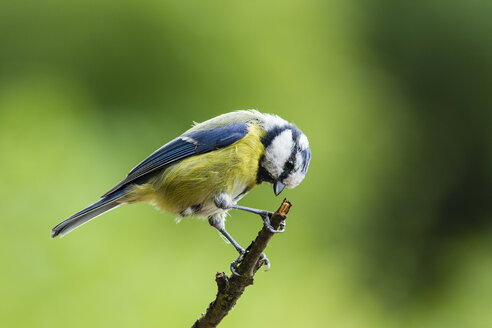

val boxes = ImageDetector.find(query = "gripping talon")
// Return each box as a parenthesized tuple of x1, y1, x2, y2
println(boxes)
(230, 252, 272, 275)
(262, 214, 285, 233)
(230, 252, 245, 276)
(261, 253, 271, 272)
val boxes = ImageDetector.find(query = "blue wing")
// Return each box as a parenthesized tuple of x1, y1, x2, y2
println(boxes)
(101, 123, 249, 197)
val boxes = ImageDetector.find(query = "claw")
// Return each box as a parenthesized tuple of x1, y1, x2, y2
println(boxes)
(230, 252, 245, 276)
(260, 253, 271, 272)
(230, 251, 272, 275)
(262, 213, 285, 233)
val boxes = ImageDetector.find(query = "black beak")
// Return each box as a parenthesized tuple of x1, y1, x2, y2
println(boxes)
(274, 181, 286, 196)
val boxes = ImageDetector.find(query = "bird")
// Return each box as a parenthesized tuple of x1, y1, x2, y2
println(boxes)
(51, 110, 311, 272)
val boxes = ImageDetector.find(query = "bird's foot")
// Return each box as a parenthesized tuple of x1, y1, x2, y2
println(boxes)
(261, 212, 285, 233)
(230, 251, 271, 275)
(231, 205, 285, 233)
(260, 253, 271, 272)
(230, 251, 245, 276)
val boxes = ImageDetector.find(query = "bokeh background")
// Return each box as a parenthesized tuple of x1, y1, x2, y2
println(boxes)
(1, 0, 491, 327)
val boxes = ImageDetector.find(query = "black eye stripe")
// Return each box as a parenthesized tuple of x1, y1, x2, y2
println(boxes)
(282, 144, 311, 179)
(290, 128, 300, 143)
(281, 149, 297, 177)
(285, 157, 295, 169)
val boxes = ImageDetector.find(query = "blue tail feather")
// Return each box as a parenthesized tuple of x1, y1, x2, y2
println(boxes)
(51, 190, 125, 238)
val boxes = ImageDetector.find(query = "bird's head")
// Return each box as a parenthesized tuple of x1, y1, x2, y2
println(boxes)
(258, 120, 311, 196)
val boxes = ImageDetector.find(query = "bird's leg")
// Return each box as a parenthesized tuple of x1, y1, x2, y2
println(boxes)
(212, 225, 271, 274)
(214, 193, 285, 233)
(210, 197, 272, 273)
(232, 204, 286, 233)
(208, 215, 246, 275)
(208, 214, 243, 253)
(218, 227, 245, 255)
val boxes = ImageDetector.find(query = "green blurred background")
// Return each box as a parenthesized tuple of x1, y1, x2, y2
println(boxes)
(1, 0, 491, 327)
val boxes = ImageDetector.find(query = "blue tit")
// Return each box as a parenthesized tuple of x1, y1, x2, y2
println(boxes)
(51, 110, 311, 269)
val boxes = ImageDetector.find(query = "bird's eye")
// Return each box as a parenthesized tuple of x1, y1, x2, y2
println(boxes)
(285, 159, 295, 171)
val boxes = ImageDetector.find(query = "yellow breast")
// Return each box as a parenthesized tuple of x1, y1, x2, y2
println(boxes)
(121, 123, 265, 217)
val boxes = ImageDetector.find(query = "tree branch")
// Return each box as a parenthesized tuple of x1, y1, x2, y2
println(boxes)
(192, 199, 292, 328)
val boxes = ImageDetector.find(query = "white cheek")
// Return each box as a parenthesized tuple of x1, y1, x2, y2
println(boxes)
(284, 170, 306, 188)
(262, 130, 293, 178)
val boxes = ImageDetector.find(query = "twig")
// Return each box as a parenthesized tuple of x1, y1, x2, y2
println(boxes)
(192, 199, 292, 328)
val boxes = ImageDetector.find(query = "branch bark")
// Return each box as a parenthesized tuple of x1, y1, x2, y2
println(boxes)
(192, 199, 292, 328)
